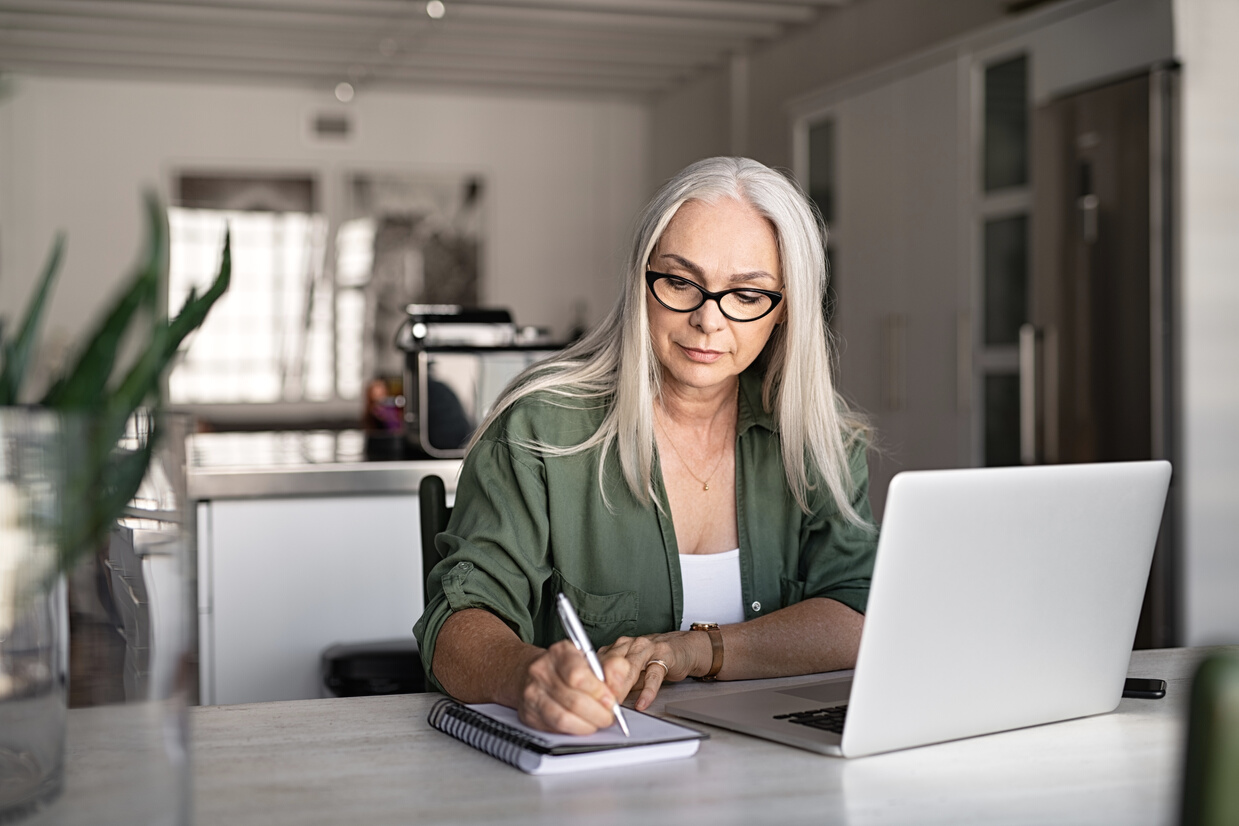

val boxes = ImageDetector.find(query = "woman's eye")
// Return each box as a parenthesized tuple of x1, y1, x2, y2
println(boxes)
(732, 291, 764, 305)
(666, 279, 697, 292)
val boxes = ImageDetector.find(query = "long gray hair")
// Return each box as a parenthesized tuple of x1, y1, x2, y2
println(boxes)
(469, 156, 870, 526)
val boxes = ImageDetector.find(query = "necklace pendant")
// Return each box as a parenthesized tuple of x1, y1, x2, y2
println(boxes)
(703, 483, 710, 491)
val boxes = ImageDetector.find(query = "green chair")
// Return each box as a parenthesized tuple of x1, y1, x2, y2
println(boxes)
(1180, 650, 1239, 826)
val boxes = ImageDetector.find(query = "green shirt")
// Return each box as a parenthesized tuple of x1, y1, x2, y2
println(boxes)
(413, 368, 877, 692)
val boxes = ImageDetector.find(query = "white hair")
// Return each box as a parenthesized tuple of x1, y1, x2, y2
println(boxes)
(469, 156, 871, 526)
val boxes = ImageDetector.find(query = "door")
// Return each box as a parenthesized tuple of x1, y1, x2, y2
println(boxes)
(1029, 70, 1177, 648)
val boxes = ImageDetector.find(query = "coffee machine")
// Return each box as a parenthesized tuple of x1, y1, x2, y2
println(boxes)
(395, 305, 560, 459)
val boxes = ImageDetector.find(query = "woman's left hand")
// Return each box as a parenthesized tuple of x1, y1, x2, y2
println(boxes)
(600, 631, 707, 711)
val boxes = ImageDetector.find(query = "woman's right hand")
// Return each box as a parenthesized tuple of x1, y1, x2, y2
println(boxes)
(514, 640, 635, 735)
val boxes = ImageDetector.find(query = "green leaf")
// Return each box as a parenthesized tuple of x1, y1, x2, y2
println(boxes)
(41, 194, 165, 409)
(0, 234, 65, 405)
(166, 227, 231, 356)
(101, 323, 171, 445)
(56, 416, 158, 575)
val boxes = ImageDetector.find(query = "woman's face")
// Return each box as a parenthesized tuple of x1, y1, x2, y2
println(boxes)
(647, 197, 784, 396)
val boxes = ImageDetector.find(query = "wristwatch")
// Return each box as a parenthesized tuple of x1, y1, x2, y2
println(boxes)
(690, 622, 724, 681)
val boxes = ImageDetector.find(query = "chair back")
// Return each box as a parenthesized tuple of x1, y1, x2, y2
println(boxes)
(1181, 650, 1239, 826)
(418, 474, 451, 603)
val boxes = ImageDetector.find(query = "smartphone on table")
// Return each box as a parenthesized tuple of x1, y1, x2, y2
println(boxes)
(1122, 677, 1167, 699)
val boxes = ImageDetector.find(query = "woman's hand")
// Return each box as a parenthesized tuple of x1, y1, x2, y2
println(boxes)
(600, 631, 709, 711)
(514, 640, 636, 735)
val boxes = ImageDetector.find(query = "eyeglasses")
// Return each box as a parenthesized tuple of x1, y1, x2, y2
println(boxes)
(645, 271, 783, 322)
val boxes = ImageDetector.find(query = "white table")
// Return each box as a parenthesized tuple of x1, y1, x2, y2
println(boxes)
(61, 646, 1225, 825)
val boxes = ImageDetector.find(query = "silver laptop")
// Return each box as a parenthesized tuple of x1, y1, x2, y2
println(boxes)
(665, 461, 1172, 758)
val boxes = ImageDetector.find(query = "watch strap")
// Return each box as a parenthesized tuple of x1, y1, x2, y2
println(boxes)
(691, 622, 723, 681)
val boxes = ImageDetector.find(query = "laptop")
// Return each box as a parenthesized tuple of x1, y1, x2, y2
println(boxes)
(664, 460, 1172, 758)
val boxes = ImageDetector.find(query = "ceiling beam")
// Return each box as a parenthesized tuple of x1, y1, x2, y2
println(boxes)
(0, 30, 688, 79)
(445, 0, 816, 24)
(0, 46, 668, 94)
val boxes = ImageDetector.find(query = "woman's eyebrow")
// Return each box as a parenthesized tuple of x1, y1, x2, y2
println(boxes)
(655, 252, 777, 284)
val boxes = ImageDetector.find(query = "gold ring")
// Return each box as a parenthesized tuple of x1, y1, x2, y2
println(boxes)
(646, 659, 669, 676)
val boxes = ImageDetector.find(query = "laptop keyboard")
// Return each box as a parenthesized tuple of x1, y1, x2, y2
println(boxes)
(775, 704, 848, 734)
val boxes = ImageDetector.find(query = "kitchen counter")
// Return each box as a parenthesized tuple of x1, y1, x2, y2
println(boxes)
(187, 430, 462, 500)
(189, 429, 461, 704)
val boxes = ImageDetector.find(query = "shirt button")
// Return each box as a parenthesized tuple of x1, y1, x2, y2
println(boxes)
(751, 601, 761, 612)
(456, 561, 473, 572)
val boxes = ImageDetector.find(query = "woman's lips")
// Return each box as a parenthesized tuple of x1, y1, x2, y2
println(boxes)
(679, 344, 724, 363)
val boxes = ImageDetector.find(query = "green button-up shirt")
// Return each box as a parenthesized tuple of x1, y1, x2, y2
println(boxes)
(413, 368, 877, 692)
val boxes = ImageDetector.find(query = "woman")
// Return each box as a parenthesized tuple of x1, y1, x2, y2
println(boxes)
(414, 157, 876, 735)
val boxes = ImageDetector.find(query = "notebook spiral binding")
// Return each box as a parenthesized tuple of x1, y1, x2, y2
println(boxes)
(429, 698, 547, 769)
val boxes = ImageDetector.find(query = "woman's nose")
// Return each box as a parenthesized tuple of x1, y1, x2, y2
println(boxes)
(689, 297, 728, 333)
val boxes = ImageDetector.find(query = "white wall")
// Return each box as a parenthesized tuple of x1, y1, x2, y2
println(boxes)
(649, 70, 731, 189)
(0, 75, 652, 367)
(1175, 0, 1239, 645)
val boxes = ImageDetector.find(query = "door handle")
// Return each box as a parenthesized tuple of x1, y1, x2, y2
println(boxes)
(1019, 323, 1041, 465)
(1078, 193, 1099, 244)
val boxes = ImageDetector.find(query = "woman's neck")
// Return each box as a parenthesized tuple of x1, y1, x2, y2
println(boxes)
(656, 377, 740, 431)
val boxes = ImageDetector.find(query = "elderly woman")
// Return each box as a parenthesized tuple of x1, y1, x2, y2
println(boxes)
(414, 157, 876, 735)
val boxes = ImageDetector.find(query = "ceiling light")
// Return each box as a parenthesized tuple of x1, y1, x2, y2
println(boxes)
(426, 1, 446, 19)
(334, 82, 355, 103)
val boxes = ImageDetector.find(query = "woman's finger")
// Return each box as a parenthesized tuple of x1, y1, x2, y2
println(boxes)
(518, 643, 618, 733)
(635, 658, 669, 711)
(600, 649, 642, 700)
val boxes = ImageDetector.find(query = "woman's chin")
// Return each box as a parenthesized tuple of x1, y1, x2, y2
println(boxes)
(662, 360, 740, 393)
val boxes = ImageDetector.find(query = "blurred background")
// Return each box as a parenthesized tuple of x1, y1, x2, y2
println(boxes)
(1, 0, 1235, 705)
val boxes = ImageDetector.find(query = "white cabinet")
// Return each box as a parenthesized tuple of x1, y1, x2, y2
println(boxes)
(197, 495, 424, 705)
(808, 58, 970, 519)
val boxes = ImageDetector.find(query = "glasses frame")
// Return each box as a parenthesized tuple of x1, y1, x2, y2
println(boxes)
(644, 271, 784, 323)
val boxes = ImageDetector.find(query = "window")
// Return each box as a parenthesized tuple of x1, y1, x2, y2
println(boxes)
(807, 118, 840, 329)
(975, 54, 1031, 466)
(168, 207, 330, 404)
(984, 56, 1030, 192)
(167, 171, 485, 424)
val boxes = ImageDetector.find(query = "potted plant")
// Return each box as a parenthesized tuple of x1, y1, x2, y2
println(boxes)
(0, 193, 229, 821)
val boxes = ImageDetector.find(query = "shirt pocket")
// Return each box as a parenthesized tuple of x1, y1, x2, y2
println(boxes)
(780, 576, 806, 609)
(551, 569, 639, 649)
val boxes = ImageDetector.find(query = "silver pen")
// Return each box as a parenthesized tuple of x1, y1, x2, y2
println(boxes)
(555, 592, 631, 737)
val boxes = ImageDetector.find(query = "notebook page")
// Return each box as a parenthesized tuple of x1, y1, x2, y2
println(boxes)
(466, 703, 703, 750)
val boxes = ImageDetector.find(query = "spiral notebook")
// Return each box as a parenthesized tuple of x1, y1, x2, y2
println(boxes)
(428, 698, 707, 775)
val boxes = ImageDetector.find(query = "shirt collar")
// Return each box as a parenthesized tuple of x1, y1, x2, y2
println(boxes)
(737, 364, 776, 435)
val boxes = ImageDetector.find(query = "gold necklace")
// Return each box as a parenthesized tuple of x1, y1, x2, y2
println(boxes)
(655, 411, 729, 492)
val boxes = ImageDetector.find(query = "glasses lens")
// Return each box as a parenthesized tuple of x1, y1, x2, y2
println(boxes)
(719, 290, 774, 321)
(652, 276, 705, 311)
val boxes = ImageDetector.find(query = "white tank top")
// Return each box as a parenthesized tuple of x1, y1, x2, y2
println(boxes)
(679, 548, 745, 631)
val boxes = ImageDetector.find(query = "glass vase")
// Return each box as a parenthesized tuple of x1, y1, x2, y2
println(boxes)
(0, 409, 67, 822)
(0, 410, 195, 825)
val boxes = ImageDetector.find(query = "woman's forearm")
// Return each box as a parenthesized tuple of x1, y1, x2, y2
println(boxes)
(431, 608, 543, 706)
(713, 597, 863, 681)
(434, 598, 862, 704)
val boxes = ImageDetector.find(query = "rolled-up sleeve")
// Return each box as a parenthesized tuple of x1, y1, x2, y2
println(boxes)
(413, 436, 552, 692)
(798, 440, 878, 615)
